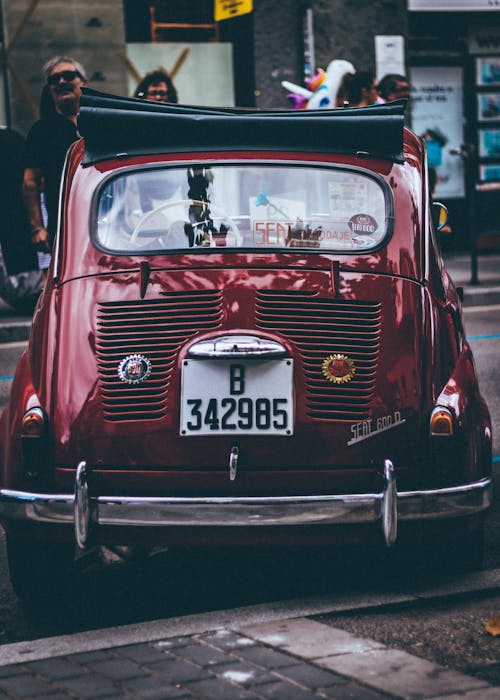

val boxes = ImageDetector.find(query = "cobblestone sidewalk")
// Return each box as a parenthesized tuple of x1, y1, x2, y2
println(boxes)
(0, 617, 499, 700)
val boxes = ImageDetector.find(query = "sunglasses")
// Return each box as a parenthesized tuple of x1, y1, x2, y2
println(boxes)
(146, 89, 168, 98)
(47, 70, 80, 86)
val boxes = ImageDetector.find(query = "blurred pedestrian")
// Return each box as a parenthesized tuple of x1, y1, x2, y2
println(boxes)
(134, 68, 178, 103)
(377, 73, 410, 103)
(0, 126, 43, 313)
(23, 55, 87, 254)
(336, 71, 378, 107)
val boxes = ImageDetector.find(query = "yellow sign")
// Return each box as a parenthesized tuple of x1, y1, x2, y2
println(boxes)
(214, 0, 253, 22)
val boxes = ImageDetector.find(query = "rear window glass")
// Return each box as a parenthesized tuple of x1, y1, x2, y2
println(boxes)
(96, 164, 390, 253)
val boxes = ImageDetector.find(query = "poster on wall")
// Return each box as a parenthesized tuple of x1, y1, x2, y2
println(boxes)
(477, 93, 500, 121)
(410, 66, 464, 198)
(476, 57, 500, 87)
(478, 129, 500, 158)
(374, 36, 405, 81)
(126, 43, 235, 107)
(410, 0, 500, 9)
(479, 164, 500, 182)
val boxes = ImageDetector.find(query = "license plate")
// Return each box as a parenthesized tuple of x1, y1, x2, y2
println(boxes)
(180, 359, 293, 436)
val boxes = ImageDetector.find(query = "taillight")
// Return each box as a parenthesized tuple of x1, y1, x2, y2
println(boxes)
(430, 407, 454, 437)
(21, 407, 46, 437)
(21, 407, 48, 479)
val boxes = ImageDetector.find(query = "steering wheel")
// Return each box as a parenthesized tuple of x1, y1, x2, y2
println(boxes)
(129, 198, 241, 247)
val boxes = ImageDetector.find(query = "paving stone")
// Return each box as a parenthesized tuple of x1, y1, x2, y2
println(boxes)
(275, 663, 347, 690)
(316, 648, 490, 699)
(70, 650, 115, 663)
(119, 675, 190, 699)
(211, 660, 275, 687)
(54, 674, 118, 698)
(85, 657, 147, 681)
(174, 642, 232, 667)
(197, 630, 257, 651)
(85, 697, 129, 700)
(184, 677, 261, 699)
(146, 657, 206, 683)
(0, 673, 54, 697)
(431, 689, 500, 700)
(235, 645, 298, 670)
(118, 674, 186, 696)
(256, 680, 318, 699)
(154, 637, 191, 650)
(241, 619, 383, 659)
(0, 666, 26, 678)
(138, 690, 191, 700)
(25, 657, 85, 680)
(317, 681, 390, 700)
(115, 644, 172, 664)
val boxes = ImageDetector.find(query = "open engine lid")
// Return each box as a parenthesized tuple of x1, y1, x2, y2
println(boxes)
(78, 87, 407, 166)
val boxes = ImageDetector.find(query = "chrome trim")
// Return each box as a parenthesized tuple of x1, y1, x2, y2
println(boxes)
(381, 460, 397, 547)
(229, 446, 239, 482)
(75, 461, 91, 548)
(187, 335, 287, 358)
(0, 478, 492, 547)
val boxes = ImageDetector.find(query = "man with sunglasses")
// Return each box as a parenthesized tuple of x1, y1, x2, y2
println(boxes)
(23, 56, 87, 255)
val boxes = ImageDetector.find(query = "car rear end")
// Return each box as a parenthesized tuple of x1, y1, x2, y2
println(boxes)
(0, 95, 492, 561)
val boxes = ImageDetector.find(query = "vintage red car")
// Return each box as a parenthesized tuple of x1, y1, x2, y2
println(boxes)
(0, 90, 493, 598)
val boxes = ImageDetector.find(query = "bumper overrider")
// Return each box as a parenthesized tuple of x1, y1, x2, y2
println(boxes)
(0, 461, 493, 549)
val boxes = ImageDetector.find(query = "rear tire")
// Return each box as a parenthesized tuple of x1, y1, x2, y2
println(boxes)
(396, 522, 485, 577)
(6, 534, 76, 604)
(428, 525, 484, 573)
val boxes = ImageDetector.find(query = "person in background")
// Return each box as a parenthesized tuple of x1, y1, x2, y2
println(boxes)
(377, 73, 410, 103)
(0, 126, 43, 313)
(23, 55, 87, 254)
(134, 68, 178, 103)
(336, 71, 378, 107)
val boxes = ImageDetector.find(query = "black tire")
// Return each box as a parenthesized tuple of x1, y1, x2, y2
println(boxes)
(6, 534, 76, 603)
(427, 524, 485, 574)
(395, 522, 485, 578)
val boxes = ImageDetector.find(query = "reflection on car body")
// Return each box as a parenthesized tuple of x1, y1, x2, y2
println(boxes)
(0, 89, 492, 599)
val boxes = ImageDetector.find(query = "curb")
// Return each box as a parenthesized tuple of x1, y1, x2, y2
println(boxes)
(1, 568, 498, 666)
(0, 319, 31, 343)
(0, 569, 498, 700)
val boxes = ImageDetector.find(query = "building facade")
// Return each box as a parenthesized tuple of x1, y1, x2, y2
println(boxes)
(1, 0, 499, 248)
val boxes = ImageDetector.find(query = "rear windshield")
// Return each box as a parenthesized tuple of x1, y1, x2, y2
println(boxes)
(96, 163, 390, 253)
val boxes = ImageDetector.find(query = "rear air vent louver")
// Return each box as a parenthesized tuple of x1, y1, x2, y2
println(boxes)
(96, 291, 223, 421)
(256, 291, 381, 421)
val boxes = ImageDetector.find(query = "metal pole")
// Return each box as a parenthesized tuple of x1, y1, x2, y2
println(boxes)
(0, 0, 11, 127)
(464, 143, 479, 286)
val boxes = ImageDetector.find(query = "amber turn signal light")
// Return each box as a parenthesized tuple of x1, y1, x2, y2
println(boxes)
(21, 407, 46, 437)
(430, 407, 454, 437)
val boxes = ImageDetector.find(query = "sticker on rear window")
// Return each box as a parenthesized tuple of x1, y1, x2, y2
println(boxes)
(348, 214, 378, 235)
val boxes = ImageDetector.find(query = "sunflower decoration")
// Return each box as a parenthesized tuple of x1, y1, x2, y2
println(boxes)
(321, 353, 356, 384)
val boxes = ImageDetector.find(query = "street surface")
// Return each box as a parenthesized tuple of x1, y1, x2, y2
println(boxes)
(0, 302, 498, 683)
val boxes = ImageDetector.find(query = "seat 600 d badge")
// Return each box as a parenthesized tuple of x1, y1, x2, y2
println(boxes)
(118, 354, 152, 384)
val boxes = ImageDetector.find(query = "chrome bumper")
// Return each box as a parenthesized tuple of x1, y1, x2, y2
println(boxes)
(0, 461, 493, 550)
